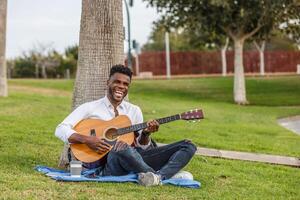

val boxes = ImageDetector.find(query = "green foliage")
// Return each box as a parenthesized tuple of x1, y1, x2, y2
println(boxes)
(143, 21, 220, 52)
(59, 45, 78, 78)
(244, 33, 297, 50)
(10, 44, 78, 78)
(145, 0, 300, 41)
(13, 56, 36, 78)
(1, 77, 299, 199)
(143, 19, 230, 52)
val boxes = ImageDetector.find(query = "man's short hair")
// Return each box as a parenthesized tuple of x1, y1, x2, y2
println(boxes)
(109, 64, 132, 80)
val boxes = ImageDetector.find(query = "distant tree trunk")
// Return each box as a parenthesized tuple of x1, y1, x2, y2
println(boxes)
(0, 0, 7, 97)
(41, 65, 47, 79)
(35, 63, 39, 78)
(65, 69, 70, 79)
(58, 0, 124, 168)
(6, 60, 13, 79)
(253, 40, 266, 76)
(7, 63, 10, 78)
(233, 38, 248, 105)
(221, 37, 229, 77)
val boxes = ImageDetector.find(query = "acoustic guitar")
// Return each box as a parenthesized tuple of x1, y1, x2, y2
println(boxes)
(70, 109, 204, 163)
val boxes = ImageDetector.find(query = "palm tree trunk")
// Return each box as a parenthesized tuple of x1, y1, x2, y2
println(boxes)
(233, 38, 248, 105)
(0, 0, 7, 97)
(58, 0, 124, 168)
(72, 0, 124, 109)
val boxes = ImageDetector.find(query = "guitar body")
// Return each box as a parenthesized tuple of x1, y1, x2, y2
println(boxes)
(69, 109, 204, 163)
(70, 115, 134, 163)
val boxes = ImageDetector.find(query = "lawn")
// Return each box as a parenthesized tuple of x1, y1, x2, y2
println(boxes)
(0, 76, 299, 199)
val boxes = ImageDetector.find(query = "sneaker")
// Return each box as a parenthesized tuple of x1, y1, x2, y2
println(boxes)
(138, 172, 161, 186)
(171, 171, 193, 180)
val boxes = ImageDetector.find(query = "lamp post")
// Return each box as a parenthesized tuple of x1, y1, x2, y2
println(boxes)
(124, 0, 133, 69)
(165, 32, 171, 79)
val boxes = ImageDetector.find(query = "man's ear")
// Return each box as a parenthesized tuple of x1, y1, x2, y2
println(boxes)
(106, 79, 109, 86)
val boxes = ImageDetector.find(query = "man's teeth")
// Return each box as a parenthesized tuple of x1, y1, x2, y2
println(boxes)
(115, 91, 123, 97)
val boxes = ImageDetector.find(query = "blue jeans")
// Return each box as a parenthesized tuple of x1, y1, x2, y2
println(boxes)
(102, 140, 197, 180)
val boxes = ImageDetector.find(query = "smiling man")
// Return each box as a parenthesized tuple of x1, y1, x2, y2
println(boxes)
(55, 64, 197, 186)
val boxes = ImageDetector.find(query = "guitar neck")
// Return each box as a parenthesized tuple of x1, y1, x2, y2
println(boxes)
(117, 114, 181, 135)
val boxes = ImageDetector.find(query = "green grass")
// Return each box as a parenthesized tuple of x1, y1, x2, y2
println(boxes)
(1, 76, 300, 199)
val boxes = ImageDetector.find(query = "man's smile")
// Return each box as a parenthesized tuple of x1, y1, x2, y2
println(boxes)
(114, 90, 124, 98)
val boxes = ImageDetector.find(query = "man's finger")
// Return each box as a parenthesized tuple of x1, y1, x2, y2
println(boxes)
(100, 139, 112, 148)
(98, 143, 111, 150)
(97, 148, 107, 153)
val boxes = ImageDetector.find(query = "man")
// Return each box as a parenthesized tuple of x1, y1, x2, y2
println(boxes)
(55, 64, 196, 186)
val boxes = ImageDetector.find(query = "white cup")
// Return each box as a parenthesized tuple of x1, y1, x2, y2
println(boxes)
(70, 160, 82, 177)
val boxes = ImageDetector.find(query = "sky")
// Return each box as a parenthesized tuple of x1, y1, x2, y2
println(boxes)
(6, 0, 160, 58)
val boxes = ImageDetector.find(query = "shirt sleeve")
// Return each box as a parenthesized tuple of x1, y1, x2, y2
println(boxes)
(134, 106, 152, 149)
(55, 102, 91, 143)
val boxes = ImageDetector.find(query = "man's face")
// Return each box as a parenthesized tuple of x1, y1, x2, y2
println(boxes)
(107, 72, 131, 104)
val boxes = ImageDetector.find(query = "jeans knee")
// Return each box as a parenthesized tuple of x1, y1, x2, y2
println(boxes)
(113, 145, 137, 158)
(182, 140, 197, 155)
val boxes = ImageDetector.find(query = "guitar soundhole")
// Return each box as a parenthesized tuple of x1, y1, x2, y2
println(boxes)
(104, 127, 118, 141)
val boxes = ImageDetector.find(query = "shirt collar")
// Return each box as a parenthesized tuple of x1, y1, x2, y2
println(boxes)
(103, 95, 125, 109)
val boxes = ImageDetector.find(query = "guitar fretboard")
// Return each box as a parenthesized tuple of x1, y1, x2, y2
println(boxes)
(116, 114, 181, 135)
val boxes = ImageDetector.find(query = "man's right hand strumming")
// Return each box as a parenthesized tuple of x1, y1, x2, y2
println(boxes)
(68, 133, 111, 154)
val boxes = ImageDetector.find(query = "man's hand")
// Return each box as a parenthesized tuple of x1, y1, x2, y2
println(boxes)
(85, 136, 112, 154)
(143, 119, 160, 134)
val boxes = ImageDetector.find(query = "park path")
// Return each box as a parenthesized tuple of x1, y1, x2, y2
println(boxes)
(278, 115, 300, 136)
(158, 143, 300, 167)
(195, 116, 300, 167)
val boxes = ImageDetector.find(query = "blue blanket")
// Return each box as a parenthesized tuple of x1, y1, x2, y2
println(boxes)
(35, 165, 200, 189)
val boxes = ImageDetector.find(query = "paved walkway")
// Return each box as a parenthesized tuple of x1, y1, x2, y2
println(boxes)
(158, 143, 300, 167)
(196, 147, 300, 167)
(278, 115, 300, 136)
(157, 115, 300, 167)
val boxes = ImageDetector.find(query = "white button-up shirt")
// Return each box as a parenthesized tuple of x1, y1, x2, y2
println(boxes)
(55, 96, 150, 148)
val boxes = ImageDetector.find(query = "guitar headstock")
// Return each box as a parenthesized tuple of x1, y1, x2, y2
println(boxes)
(180, 109, 204, 121)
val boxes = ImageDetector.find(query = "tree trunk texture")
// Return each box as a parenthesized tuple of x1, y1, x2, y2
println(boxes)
(233, 38, 248, 105)
(72, 0, 124, 110)
(58, 0, 124, 168)
(221, 37, 229, 77)
(0, 0, 7, 97)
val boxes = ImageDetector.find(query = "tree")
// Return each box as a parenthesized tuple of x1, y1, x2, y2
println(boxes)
(251, 17, 299, 76)
(143, 21, 231, 76)
(143, 23, 205, 52)
(72, 0, 124, 109)
(145, 0, 300, 104)
(61, 45, 78, 79)
(251, 19, 273, 76)
(0, 0, 7, 97)
(59, 0, 124, 168)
